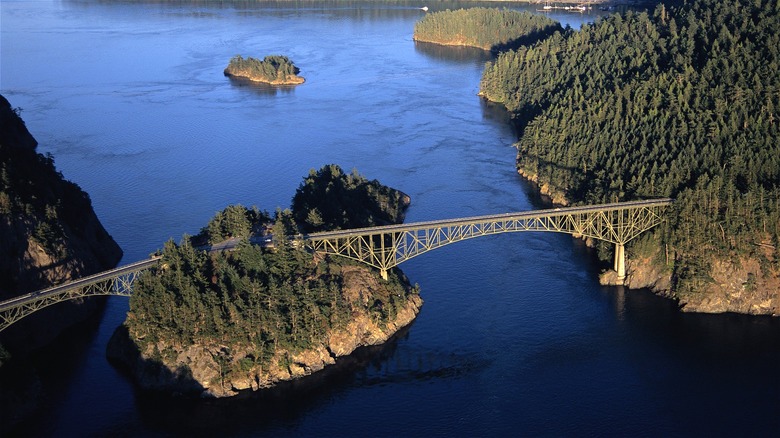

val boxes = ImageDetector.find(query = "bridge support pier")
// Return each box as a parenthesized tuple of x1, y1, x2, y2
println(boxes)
(380, 269, 388, 281)
(614, 243, 626, 281)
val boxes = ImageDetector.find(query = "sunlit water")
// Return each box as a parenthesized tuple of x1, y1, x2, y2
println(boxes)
(2, 1, 779, 435)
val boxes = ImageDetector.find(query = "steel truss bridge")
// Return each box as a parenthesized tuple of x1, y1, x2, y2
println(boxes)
(305, 198, 672, 280)
(0, 199, 672, 332)
(0, 258, 159, 333)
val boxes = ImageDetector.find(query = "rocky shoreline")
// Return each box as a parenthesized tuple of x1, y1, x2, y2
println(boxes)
(0, 95, 124, 353)
(224, 71, 305, 86)
(515, 164, 779, 316)
(108, 264, 423, 398)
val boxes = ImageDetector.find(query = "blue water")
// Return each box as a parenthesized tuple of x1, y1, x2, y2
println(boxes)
(2, 1, 779, 435)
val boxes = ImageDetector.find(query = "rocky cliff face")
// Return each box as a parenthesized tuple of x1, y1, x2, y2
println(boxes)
(675, 258, 780, 315)
(517, 165, 780, 316)
(0, 94, 123, 352)
(602, 252, 780, 315)
(108, 264, 422, 398)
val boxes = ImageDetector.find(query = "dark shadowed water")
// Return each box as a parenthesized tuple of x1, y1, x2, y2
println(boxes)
(2, 1, 779, 435)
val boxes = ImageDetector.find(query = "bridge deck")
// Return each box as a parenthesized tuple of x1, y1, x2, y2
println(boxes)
(0, 257, 160, 312)
(1, 199, 673, 331)
(305, 198, 673, 239)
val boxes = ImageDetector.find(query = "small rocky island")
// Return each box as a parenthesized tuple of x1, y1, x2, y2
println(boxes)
(223, 55, 305, 85)
(108, 164, 421, 397)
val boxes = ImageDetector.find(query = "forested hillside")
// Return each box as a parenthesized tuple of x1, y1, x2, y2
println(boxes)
(0, 95, 123, 353)
(480, 0, 780, 311)
(413, 7, 562, 51)
(110, 167, 421, 396)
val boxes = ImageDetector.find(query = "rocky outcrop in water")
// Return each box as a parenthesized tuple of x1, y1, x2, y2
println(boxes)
(107, 166, 421, 397)
(224, 55, 305, 85)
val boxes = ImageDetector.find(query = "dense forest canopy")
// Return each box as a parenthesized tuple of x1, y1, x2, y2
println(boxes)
(291, 164, 409, 234)
(123, 166, 415, 385)
(413, 7, 562, 51)
(224, 55, 304, 84)
(128, 234, 412, 357)
(480, 0, 780, 295)
(194, 204, 270, 246)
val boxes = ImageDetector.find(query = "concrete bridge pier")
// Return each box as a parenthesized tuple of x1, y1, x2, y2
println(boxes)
(614, 243, 626, 281)
(380, 269, 388, 281)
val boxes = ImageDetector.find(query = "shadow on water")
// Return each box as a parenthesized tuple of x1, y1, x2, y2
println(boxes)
(570, 236, 780, 361)
(480, 98, 518, 137)
(226, 77, 298, 97)
(126, 321, 489, 435)
(1, 306, 106, 436)
(413, 40, 493, 66)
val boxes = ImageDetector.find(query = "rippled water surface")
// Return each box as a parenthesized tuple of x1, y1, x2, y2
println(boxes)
(2, 1, 779, 435)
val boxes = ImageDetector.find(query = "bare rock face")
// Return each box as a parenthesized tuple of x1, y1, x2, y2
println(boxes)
(516, 168, 569, 206)
(107, 264, 423, 398)
(676, 258, 780, 315)
(517, 166, 780, 316)
(0, 94, 123, 353)
(599, 254, 673, 292)
(600, 252, 780, 316)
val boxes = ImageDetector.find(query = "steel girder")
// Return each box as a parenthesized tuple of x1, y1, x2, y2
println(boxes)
(305, 199, 672, 275)
(0, 200, 672, 332)
(0, 258, 158, 333)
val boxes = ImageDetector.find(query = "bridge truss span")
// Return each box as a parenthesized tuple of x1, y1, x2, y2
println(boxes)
(305, 199, 673, 280)
(0, 257, 160, 333)
(0, 199, 671, 333)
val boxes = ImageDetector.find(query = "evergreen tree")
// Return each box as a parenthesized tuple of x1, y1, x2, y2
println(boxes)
(479, 0, 780, 293)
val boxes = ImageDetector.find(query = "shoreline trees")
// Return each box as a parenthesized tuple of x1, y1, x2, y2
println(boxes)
(479, 0, 780, 300)
(413, 7, 562, 52)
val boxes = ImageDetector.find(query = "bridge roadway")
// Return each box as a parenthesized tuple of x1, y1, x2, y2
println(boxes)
(306, 199, 673, 239)
(0, 199, 672, 331)
(0, 257, 160, 332)
(305, 198, 673, 280)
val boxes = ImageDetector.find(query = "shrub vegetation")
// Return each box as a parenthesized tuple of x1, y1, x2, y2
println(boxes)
(224, 55, 304, 85)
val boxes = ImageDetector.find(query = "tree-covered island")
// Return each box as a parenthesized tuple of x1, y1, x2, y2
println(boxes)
(107, 165, 420, 397)
(413, 7, 562, 52)
(224, 55, 305, 85)
(479, 0, 780, 314)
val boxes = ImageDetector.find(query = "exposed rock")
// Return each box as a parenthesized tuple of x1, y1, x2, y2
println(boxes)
(0, 94, 123, 352)
(516, 167, 569, 206)
(107, 263, 423, 398)
(600, 254, 672, 292)
(517, 163, 779, 316)
(676, 258, 780, 315)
